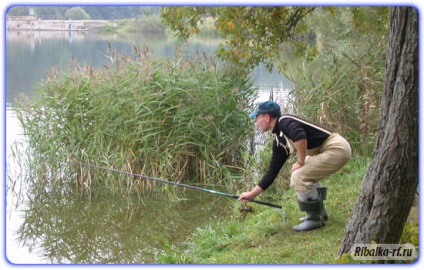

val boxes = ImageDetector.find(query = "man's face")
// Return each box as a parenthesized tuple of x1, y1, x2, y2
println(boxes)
(255, 114, 272, 133)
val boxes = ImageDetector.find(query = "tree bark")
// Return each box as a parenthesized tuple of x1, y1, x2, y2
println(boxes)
(338, 6, 418, 256)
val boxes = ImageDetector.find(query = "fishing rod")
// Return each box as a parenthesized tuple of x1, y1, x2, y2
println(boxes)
(60, 159, 282, 209)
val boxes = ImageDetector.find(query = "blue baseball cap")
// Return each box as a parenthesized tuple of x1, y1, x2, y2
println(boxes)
(248, 100, 281, 119)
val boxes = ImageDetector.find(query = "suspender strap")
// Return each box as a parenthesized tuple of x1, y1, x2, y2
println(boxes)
(278, 115, 332, 135)
(274, 133, 290, 155)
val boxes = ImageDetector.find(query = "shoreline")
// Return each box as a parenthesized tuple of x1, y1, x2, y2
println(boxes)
(6, 16, 108, 32)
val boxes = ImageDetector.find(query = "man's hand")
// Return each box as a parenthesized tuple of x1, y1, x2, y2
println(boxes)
(238, 191, 255, 202)
(291, 161, 304, 172)
(238, 185, 263, 202)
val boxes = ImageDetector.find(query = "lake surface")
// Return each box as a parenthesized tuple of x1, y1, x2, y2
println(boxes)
(5, 28, 292, 264)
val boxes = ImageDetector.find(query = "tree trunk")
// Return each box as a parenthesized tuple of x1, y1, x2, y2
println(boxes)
(338, 6, 418, 256)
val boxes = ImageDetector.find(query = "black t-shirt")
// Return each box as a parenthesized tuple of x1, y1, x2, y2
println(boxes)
(257, 114, 332, 190)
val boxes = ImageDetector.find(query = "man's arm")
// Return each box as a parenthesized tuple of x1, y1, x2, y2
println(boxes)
(239, 139, 288, 201)
(292, 138, 307, 172)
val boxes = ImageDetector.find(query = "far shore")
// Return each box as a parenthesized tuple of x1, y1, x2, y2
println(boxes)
(6, 16, 108, 32)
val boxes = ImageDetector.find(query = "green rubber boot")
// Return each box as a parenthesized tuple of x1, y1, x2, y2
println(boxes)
(293, 195, 326, 232)
(299, 187, 328, 222)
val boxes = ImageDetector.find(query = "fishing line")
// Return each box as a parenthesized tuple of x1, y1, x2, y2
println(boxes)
(54, 158, 282, 209)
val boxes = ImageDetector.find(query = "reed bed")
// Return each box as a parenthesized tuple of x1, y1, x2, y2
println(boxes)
(15, 45, 257, 195)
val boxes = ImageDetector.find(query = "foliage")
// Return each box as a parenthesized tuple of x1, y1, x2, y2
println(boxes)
(138, 6, 161, 17)
(400, 221, 419, 247)
(350, 6, 390, 35)
(15, 45, 257, 196)
(160, 6, 388, 156)
(161, 6, 318, 73)
(64, 7, 90, 20)
(282, 7, 388, 155)
(7, 6, 68, 19)
(133, 14, 165, 35)
(6, 6, 31, 16)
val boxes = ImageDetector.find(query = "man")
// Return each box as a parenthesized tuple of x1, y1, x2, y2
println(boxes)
(239, 100, 351, 231)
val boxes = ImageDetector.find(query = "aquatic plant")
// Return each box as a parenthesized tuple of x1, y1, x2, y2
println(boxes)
(15, 44, 257, 195)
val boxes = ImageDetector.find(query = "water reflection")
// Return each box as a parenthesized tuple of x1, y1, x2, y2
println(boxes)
(16, 186, 232, 264)
(5, 95, 235, 264)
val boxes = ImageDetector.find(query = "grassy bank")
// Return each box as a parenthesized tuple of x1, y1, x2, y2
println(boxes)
(155, 155, 418, 264)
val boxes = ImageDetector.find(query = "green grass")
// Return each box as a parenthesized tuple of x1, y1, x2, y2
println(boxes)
(155, 155, 414, 264)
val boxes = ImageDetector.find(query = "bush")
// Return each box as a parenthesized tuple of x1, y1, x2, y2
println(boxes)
(134, 14, 165, 35)
(64, 7, 91, 20)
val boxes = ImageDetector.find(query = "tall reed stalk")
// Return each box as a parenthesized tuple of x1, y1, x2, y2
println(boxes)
(15, 45, 257, 195)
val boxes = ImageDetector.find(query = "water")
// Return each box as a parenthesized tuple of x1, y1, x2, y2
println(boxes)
(5, 28, 292, 264)
(5, 106, 235, 264)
